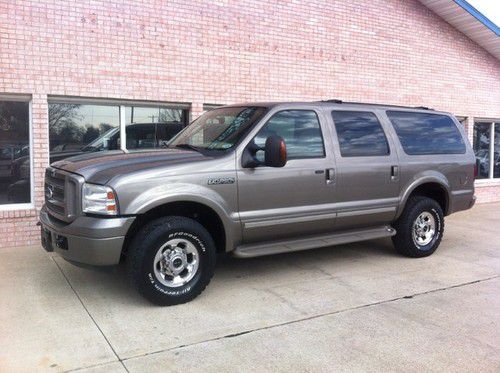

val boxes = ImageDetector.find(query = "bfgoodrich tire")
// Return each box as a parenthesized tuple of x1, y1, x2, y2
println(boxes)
(127, 216, 216, 306)
(392, 196, 444, 258)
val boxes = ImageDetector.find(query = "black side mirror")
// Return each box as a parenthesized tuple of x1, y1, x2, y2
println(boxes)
(241, 135, 287, 168)
(264, 135, 287, 167)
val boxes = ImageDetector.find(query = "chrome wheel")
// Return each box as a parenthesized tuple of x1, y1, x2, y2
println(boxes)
(153, 238, 200, 288)
(412, 211, 436, 247)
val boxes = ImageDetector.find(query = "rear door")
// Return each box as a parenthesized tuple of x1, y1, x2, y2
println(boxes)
(328, 109, 400, 229)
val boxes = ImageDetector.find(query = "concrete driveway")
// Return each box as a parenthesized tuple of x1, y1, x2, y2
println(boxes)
(1, 203, 499, 372)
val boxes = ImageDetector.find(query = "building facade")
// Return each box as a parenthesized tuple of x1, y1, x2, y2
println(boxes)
(1, 0, 499, 248)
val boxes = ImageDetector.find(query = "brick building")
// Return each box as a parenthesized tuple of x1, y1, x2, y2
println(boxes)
(0, 0, 499, 248)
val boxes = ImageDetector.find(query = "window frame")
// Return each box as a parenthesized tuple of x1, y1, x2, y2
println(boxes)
(47, 96, 190, 154)
(0, 94, 34, 211)
(253, 109, 327, 161)
(330, 110, 391, 158)
(473, 118, 500, 181)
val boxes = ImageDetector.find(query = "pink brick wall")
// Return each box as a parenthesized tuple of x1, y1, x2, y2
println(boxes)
(0, 0, 499, 248)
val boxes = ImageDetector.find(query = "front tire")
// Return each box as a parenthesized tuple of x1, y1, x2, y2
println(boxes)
(392, 196, 444, 258)
(127, 216, 216, 306)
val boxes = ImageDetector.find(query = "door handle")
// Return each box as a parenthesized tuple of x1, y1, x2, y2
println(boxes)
(326, 168, 335, 185)
(391, 165, 399, 181)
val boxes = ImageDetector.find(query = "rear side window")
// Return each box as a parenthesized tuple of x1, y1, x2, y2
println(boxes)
(386, 111, 466, 155)
(331, 111, 389, 157)
(254, 110, 325, 159)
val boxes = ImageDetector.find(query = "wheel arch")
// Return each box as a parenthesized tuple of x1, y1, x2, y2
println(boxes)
(397, 176, 451, 219)
(122, 198, 236, 258)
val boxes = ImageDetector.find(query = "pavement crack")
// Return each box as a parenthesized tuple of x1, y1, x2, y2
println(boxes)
(121, 274, 499, 363)
(51, 258, 130, 373)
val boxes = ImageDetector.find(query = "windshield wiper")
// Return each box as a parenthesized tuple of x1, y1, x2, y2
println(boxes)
(173, 143, 203, 153)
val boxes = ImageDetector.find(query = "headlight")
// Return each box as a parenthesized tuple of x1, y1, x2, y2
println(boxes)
(82, 183, 118, 215)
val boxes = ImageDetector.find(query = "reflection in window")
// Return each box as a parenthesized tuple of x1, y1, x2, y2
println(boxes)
(0, 100, 30, 204)
(124, 106, 187, 149)
(49, 103, 120, 163)
(473, 123, 491, 179)
(254, 110, 325, 160)
(331, 111, 389, 157)
(495, 124, 500, 179)
(387, 111, 466, 155)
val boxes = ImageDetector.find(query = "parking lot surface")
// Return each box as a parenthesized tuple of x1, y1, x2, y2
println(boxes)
(1, 202, 499, 372)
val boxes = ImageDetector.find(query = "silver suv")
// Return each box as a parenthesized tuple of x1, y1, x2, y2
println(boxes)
(40, 101, 476, 305)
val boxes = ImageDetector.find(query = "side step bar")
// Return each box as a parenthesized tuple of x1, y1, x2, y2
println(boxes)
(233, 226, 396, 258)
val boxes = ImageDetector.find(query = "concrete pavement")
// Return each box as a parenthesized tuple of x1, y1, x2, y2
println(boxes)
(0, 203, 499, 372)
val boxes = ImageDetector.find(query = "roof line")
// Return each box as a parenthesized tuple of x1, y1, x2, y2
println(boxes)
(454, 0, 500, 36)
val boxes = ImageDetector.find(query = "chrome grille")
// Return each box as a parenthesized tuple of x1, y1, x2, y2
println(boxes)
(45, 168, 66, 217)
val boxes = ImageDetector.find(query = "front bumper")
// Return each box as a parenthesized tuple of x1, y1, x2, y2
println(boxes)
(39, 205, 135, 266)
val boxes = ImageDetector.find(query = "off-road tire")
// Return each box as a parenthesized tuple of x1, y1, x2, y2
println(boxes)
(127, 216, 216, 306)
(392, 196, 444, 258)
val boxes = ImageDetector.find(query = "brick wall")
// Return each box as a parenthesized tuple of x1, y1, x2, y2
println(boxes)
(0, 0, 499, 248)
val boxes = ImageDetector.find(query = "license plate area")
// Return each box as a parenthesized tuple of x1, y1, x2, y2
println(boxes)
(41, 227, 53, 252)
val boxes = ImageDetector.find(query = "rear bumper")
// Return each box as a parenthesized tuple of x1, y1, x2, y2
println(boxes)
(39, 205, 135, 266)
(449, 190, 476, 215)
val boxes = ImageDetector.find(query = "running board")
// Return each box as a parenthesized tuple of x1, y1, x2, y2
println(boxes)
(233, 226, 396, 258)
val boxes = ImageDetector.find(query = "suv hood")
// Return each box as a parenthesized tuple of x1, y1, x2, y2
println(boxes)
(51, 149, 211, 184)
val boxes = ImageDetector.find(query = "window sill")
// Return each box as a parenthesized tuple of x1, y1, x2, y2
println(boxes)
(474, 179, 500, 187)
(0, 203, 35, 212)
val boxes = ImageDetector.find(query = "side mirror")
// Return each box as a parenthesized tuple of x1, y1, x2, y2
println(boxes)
(241, 135, 287, 168)
(264, 135, 287, 167)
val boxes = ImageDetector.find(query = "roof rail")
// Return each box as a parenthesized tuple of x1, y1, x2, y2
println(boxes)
(319, 99, 343, 103)
(317, 99, 434, 111)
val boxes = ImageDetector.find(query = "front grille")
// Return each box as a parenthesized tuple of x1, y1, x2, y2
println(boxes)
(44, 168, 81, 222)
(45, 169, 66, 217)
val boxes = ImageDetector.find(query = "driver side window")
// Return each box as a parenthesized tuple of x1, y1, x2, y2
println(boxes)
(254, 110, 325, 161)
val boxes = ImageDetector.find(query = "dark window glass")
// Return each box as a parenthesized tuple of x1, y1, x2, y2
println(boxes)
(49, 103, 120, 163)
(0, 100, 30, 204)
(495, 124, 500, 178)
(473, 123, 491, 179)
(387, 111, 466, 155)
(124, 106, 187, 149)
(331, 111, 389, 157)
(254, 110, 325, 160)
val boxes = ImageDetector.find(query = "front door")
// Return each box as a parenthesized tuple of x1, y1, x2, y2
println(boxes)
(236, 108, 338, 243)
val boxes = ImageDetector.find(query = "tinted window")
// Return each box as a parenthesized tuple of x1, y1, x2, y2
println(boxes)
(0, 100, 31, 204)
(254, 110, 325, 159)
(124, 106, 187, 149)
(387, 111, 466, 155)
(331, 111, 389, 157)
(49, 103, 120, 163)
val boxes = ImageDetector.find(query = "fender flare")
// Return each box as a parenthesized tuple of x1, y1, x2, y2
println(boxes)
(396, 175, 451, 219)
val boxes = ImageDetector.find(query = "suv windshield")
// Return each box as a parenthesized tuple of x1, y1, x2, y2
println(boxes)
(168, 106, 267, 151)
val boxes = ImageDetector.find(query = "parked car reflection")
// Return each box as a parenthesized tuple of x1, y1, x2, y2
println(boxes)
(6, 122, 184, 203)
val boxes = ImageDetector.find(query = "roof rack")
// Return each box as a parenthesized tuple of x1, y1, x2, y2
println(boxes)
(317, 99, 434, 111)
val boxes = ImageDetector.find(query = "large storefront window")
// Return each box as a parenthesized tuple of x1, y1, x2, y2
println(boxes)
(473, 121, 500, 179)
(124, 106, 187, 149)
(0, 99, 31, 205)
(49, 100, 188, 162)
(49, 103, 120, 163)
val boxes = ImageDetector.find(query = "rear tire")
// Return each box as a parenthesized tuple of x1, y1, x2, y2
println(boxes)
(127, 216, 216, 306)
(392, 196, 444, 258)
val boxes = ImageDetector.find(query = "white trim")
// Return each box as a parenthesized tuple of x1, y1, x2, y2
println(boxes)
(0, 97, 34, 211)
(0, 203, 35, 211)
(119, 105, 128, 153)
(475, 179, 500, 186)
(47, 95, 191, 109)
